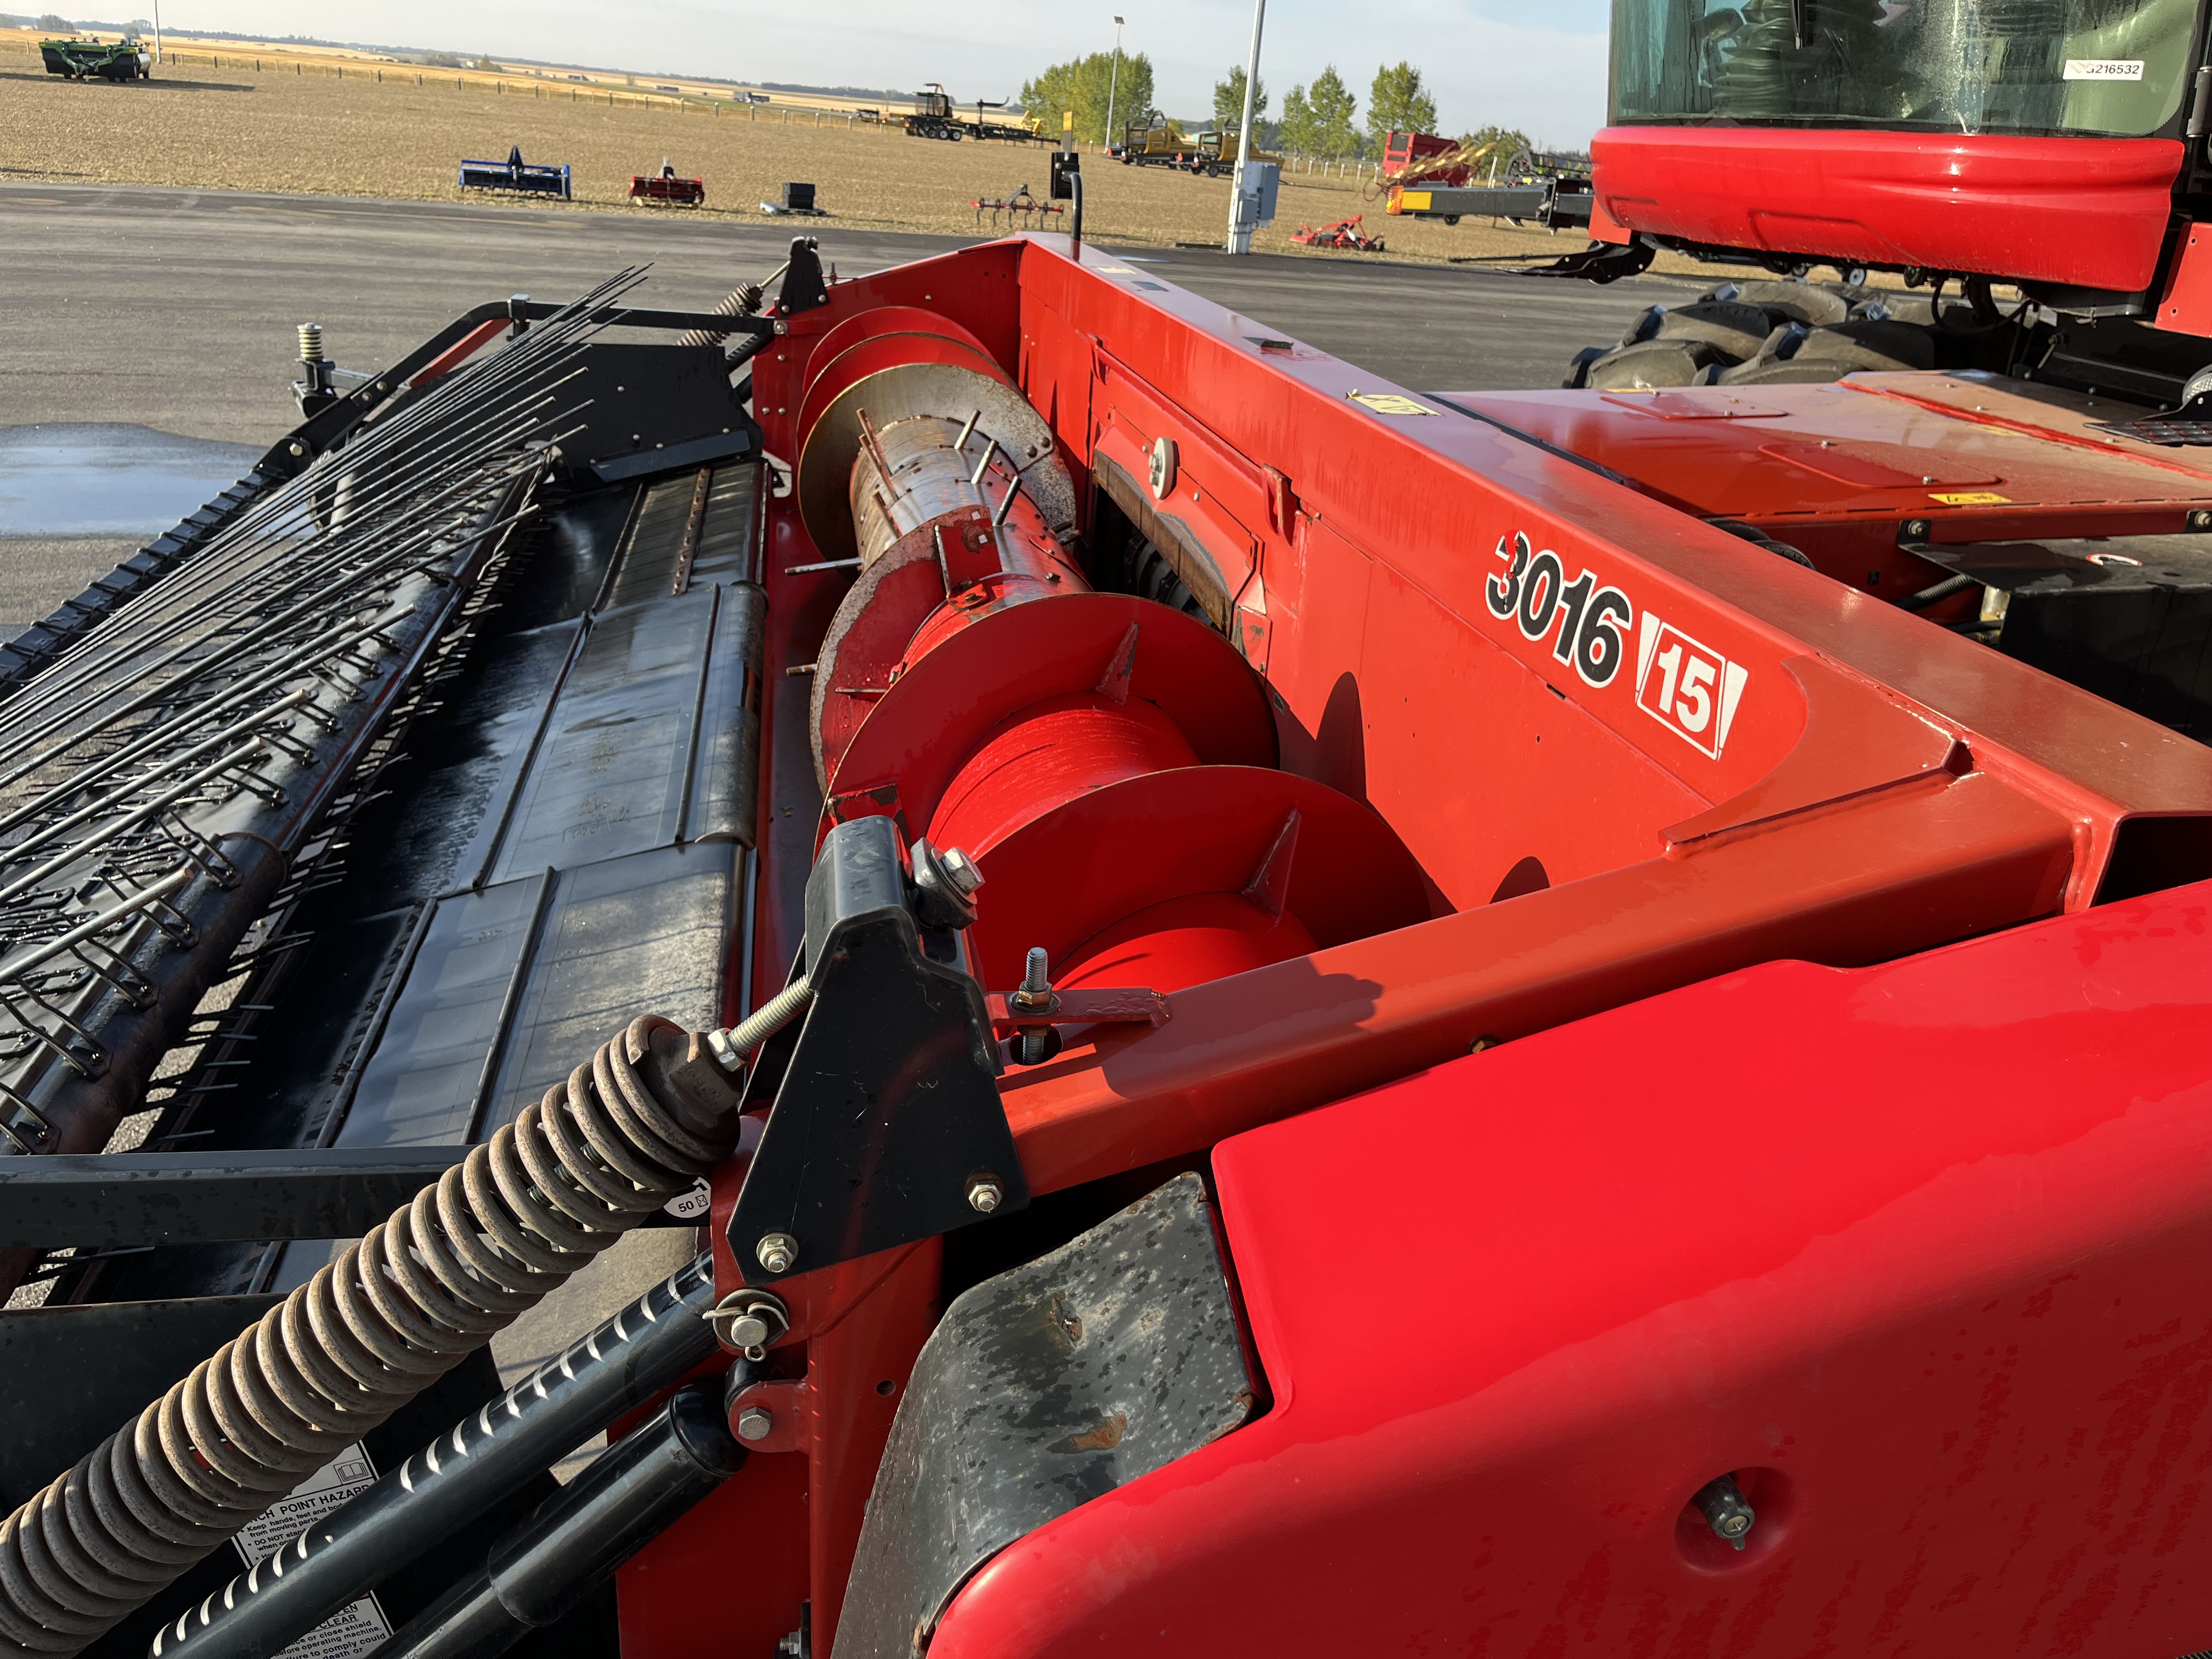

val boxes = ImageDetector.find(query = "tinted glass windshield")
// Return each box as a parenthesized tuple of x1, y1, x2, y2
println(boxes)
(1612, 0, 2197, 136)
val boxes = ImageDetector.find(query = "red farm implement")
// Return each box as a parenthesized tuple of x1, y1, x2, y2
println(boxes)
(629, 161, 706, 207)
(2, 196, 2211, 1659)
(1290, 213, 1385, 251)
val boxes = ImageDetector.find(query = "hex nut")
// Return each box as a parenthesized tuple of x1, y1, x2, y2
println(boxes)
(736, 1407, 774, 1442)
(941, 846, 983, 895)
(755, 1232, 799, 1274)
(966, 1174, 1005, 1214)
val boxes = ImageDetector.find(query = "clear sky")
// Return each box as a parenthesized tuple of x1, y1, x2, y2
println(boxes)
(151, 1, 1613, 147)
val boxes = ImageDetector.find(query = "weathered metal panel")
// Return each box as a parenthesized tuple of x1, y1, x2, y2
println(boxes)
(834, 1172, 1252, 1659)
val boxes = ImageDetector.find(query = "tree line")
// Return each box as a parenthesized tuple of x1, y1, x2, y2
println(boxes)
(1021, 53, 1531, 163)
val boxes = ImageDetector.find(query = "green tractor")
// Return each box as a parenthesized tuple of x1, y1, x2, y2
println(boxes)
(40, 36, 150, 81)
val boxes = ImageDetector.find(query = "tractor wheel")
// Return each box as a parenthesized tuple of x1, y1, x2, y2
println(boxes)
(1617, 300, 1779, 363)
(1581, 338, 1731, 390)
(1716, 318, 1936, 385)
(1704, 278, 1853, 326)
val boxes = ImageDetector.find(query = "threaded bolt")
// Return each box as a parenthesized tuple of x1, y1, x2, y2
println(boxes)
(736, 1407, 774, 1442)
(755, 1232, 798, 1274)
(297, 322, 325, 362)
(1015, 947, 1053, 1066)
(967, 1173, 1005, 1213)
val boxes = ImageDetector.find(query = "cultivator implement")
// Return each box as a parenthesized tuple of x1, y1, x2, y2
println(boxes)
(2, 228, 2210, 1659)
(629, 163, 704, 207)
(458, 148, 573, 200)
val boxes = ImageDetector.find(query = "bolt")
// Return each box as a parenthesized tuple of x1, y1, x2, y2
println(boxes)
(736, 1407, 775, 1442)
(1692, 1474, 1756, 1550)
(940, 846, 983, 895)
(755, 1232, 798, 1274)
(287, 441, 306, 457)
(1903, 519, 1929, 540)
(967, 1173, 1005, 1213)
(2191, 509, 2212, 531)
(1014, 947, 1054, 1065)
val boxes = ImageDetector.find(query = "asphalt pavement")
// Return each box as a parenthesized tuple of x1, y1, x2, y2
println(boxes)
(0, 180, 1713, 625)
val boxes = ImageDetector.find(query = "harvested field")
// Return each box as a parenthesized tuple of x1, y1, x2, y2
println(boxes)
(0, 32, 1754, 276)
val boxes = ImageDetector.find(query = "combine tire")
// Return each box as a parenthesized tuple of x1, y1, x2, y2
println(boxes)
(1708, 279, 1854, 326)
(1620, 300, 1779, 363)
(1717, 316, 1936, 385)
(1581, 338, 1731, 390)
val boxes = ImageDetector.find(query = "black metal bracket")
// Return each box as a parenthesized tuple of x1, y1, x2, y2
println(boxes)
(727, 816, 1026, 1286)
(1517, 235, 1657, 284)
(777, 238, 832, 316)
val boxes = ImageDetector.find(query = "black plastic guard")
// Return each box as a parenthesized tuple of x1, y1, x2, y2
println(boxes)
(835, 1172, 1255, 1658)
(727, 816, 1024, 1285)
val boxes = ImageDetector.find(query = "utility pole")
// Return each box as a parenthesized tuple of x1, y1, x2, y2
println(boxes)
(1224, 0, 1265, 253)
(1104, 16, 1125, 155)
(151, 0, 161, 64)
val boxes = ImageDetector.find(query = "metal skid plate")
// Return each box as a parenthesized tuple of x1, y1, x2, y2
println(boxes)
(834, 1172, 1254, 1658)
(727, 816, 1025, 1285)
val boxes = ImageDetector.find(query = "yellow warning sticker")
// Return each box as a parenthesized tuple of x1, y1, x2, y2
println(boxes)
(1928, 491, 2011, 506)
(1350, 392, 1435, 416)
(1398, 190, 1433, 211)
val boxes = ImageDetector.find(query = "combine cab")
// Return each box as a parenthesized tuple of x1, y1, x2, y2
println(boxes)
(39, 35, 148, 80)
(2, 222, 2211, 1659)
(458, 145, 574, 199)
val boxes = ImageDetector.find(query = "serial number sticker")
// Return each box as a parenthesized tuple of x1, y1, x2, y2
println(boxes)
(1635, 614, 1750, 760)
(1350, 392, 1435, 415)
(1929, 490, 2010, 505)
(2064, 58, 2143, 80)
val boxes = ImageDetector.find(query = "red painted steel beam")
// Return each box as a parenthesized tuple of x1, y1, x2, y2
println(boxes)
(936, 874, 2212, 1655)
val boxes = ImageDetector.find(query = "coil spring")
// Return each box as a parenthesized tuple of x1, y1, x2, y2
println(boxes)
(0, 1014, 739, 1657)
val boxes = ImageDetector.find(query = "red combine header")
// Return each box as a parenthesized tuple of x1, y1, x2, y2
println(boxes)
(2, 92, 2211, 1650)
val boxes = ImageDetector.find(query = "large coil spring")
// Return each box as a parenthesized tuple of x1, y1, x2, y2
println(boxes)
(0, 1014, 740, 1657)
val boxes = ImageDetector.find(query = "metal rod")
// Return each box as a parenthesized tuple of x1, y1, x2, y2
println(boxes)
(151, 1258, 727, 1659)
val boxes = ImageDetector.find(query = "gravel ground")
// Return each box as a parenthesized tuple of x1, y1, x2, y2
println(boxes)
(0, 40, 1717, 273)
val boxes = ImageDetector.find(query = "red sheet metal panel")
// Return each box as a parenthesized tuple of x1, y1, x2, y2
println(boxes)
(1592, 126, 2183, 294)
(935, 878, 2212, 1656)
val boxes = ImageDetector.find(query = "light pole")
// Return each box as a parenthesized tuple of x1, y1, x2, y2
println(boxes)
(1104, 16, 1124, 155)
(1224, 0, 1265, 253)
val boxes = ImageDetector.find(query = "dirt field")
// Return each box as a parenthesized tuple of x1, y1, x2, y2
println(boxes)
(0, 32, 1758, 276)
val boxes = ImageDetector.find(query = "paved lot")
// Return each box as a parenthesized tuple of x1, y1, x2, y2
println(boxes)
(0, 180, 1710, 625)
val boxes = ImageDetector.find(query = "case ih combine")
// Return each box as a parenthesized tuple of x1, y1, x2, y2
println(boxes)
(4, 58, 2212, 1651)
